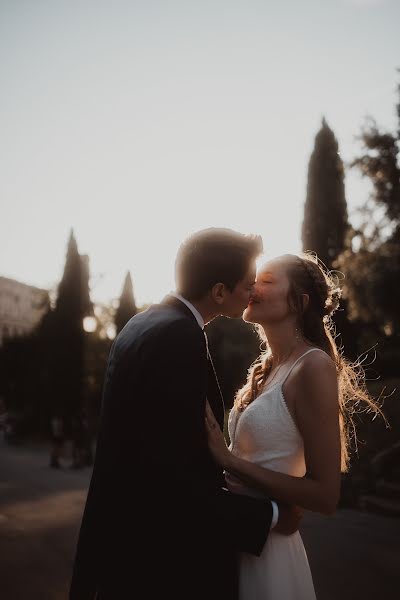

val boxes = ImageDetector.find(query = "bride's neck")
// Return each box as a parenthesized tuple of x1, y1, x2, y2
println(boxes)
(262, 321, 302, 364)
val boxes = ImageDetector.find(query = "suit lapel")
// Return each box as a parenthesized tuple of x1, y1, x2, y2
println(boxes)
(204, 332, 225, 428)
(161, 295, 225, 428)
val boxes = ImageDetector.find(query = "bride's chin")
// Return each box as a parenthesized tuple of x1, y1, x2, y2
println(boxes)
(243, 307, 256, 323)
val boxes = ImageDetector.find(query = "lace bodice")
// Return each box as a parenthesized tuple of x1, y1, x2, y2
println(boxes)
(225, 348, 323, 498)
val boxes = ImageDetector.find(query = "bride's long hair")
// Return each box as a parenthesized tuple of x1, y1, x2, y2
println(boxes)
(233, 253, 384, 472)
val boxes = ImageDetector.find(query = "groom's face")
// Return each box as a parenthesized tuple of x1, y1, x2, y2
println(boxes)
(220, 263, 257, 318)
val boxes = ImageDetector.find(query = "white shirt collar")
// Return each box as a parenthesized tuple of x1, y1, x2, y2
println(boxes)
(169, 291, 205, 329)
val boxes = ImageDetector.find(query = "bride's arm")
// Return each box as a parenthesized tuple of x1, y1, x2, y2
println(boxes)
(206, 354, 341, 515)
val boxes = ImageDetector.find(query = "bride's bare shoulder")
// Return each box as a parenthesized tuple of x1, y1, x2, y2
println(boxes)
(303, 348, 335, 368)
(296, 348, 337, 395)
(290, 348, 337, 388)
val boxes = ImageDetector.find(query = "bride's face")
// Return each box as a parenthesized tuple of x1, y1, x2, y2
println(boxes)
(243, 258, 292, 325)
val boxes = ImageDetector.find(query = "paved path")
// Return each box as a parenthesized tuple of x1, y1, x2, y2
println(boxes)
(1, 442, 399, 599)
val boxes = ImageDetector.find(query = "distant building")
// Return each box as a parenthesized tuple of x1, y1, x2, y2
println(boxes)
(0, 277, 49, 346)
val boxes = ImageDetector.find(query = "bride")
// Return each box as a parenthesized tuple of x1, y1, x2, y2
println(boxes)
(205, 252, 381, 600)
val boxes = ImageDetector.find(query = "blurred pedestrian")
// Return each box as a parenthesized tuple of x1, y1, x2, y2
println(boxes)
(0, 396, 8, 446)
(70, 414, 85, 469)
(50, 415, 64, 468)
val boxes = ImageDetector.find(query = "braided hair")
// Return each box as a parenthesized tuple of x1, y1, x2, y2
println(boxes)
(234, 252, 384, 472)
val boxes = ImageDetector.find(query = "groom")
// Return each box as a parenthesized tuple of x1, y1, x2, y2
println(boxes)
(69, 228, 299, 600)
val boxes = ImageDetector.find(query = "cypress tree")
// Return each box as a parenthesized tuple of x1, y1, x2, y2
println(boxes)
(51, 230, 92, 423)
(115, 271, 137, 334)
(302, 118, 349, 270)
(56, 231, 91, 322)
(302, 120, 360, 358)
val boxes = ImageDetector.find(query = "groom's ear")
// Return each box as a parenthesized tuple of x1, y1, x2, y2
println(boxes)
(211, 282, 226, 305)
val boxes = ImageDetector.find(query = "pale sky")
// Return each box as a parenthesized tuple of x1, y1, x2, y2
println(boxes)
(1, 0, 399, 306)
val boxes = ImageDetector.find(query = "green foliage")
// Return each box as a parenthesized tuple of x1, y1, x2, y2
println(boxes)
(335, 76, 400, 504)
(340, 376, 399, 503)
(351, 120, 400, 231)
(336, 79, 400, 338)
(337, 238, 400, 336)
(302, 118, 349, 270)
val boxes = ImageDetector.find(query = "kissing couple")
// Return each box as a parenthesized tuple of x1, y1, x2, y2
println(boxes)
(70, 227, 377, 600)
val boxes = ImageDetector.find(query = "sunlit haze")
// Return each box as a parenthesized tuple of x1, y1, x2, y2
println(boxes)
(1, 0, 399, 306)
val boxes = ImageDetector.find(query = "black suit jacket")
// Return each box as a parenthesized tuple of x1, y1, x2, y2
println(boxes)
(69, 296, 272, 599)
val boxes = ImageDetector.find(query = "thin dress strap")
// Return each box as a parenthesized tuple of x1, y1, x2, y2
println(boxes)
(280, 348, 325, 387)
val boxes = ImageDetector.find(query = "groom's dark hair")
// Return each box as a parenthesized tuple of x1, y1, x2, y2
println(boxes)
(175, 227, 263, 301)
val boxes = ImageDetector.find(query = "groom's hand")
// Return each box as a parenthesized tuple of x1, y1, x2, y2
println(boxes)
(273, 503, 303, 535)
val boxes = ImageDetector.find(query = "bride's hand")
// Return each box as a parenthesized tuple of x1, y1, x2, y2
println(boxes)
(205, 401, 232, 469)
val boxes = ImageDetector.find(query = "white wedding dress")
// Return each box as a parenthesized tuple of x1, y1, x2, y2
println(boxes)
(226, 349, 319, 600)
